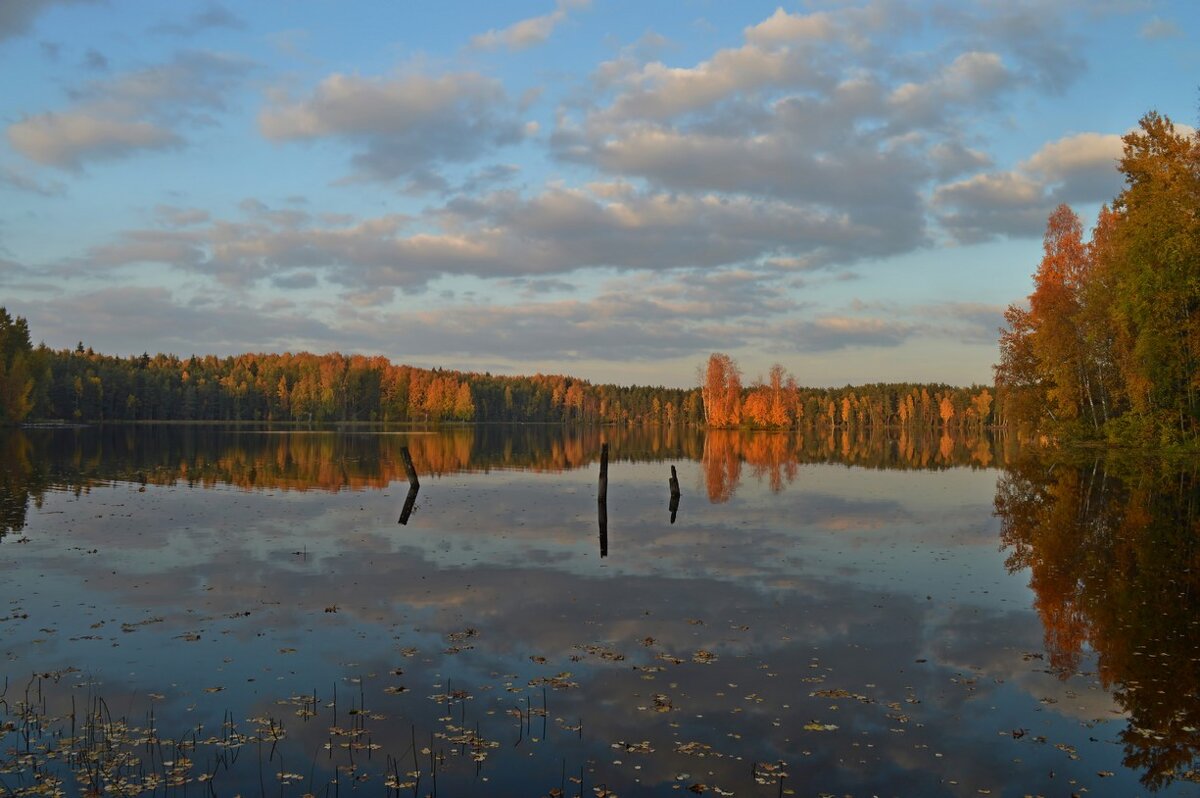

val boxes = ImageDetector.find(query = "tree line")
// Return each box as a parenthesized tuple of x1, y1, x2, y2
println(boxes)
(1, 307, 1001, 430)
(996, 111, 1200, 447)
(0, 336, 703, 425)
(699, 351, 996, 432)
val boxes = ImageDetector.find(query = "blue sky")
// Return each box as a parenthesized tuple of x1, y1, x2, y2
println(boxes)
(0, 0, 1195, 387)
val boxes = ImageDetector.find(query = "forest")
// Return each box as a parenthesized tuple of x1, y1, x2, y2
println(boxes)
(0, 307, 996, 430)
(995, 112, 1200, 447)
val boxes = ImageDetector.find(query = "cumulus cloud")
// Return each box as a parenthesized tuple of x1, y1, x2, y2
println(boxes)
(7, 50, 251, 170)
(74, 176, 911, 291)
(743, 7, 836, 46)
(471, 0, 589, 51)
(937, 1, 1085, 94)
(934, 131, 1123, 242)
(8, 114, 181, 170)
(549, 3, 1100, 272)
(259, 71, 527, 182)
(887, 51, 1013, 128)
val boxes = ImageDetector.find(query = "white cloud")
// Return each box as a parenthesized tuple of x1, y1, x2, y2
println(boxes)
(470, 0, 590, 52)
(62, 178, 908, 297)
(597, 42, 824, 123)
(259, 71, 526, 181)
(887, 51, 1013, 127)
(6, 50, 251, 170)
(743, 7, 836, 46)
(8, 112, 180, 170)
(934, 131, 1125, 242)
(550, 3, 1101, 268)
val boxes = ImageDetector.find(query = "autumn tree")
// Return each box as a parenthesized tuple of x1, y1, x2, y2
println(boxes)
(996, 111, 1200, 445)
(1104, 112, 1200, 442)
(700, 353, 742, 428)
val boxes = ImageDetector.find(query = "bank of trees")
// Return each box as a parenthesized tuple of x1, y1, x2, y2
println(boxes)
(0, 339, 705, 425)
(699, 351, 995, 432)
(0, 309, 995, 430)
(996, 112, 1200, 446)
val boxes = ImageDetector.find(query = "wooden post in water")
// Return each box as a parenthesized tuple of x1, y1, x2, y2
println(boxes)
(400, 446, 420, 488)
(668, 464, 681, 524)
(598, 442, 609, 557)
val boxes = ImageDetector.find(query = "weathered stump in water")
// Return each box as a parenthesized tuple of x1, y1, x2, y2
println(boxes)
(598, 442, 609, 556)
(668, 464, 681, 523)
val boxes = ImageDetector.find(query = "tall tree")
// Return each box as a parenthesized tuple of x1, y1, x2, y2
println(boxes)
(700, 353, 742, 428)
(1105, 112, 1200, 441)
(0, 308, 35, 424)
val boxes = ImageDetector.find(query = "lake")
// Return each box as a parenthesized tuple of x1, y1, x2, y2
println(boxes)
(1, 425, 1197, 796)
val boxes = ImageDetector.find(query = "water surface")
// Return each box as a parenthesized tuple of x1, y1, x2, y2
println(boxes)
(1, 425, 1196, 795)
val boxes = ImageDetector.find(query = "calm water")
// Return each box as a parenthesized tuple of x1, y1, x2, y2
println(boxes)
(1, 425, 1197, 796)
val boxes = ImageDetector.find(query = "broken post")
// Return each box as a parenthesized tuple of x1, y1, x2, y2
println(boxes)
(668, 464, 681, 523)
(398, 483, 420, 525)
(400, 445, 420, 488)
(598, 442, 609, 557)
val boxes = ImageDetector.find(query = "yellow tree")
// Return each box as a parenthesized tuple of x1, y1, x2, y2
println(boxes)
(700, 353, 742, 427)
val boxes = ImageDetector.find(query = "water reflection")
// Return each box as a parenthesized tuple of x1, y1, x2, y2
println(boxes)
(995, 455, 1200, 790)
(1, 423, 1000, 524)
(397, 483, 420, 525)
(0, 424, 998, 541)
(0, 431, 47, 538)
(4, 424, 1196, 793)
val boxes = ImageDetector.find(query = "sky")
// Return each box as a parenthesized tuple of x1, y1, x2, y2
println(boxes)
(0, 0, 1195, 388)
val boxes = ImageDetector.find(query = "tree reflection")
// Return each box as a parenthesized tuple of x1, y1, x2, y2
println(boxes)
(700, 427, 1000, 502)
(11, 425, 706, 494)
(0, 431, 45, 538)
(7, 424, 1001, 512)
(996, 455, 1200, 790)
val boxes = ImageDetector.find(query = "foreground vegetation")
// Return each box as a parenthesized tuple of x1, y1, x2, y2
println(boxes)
(996, 112, 1200, 448)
